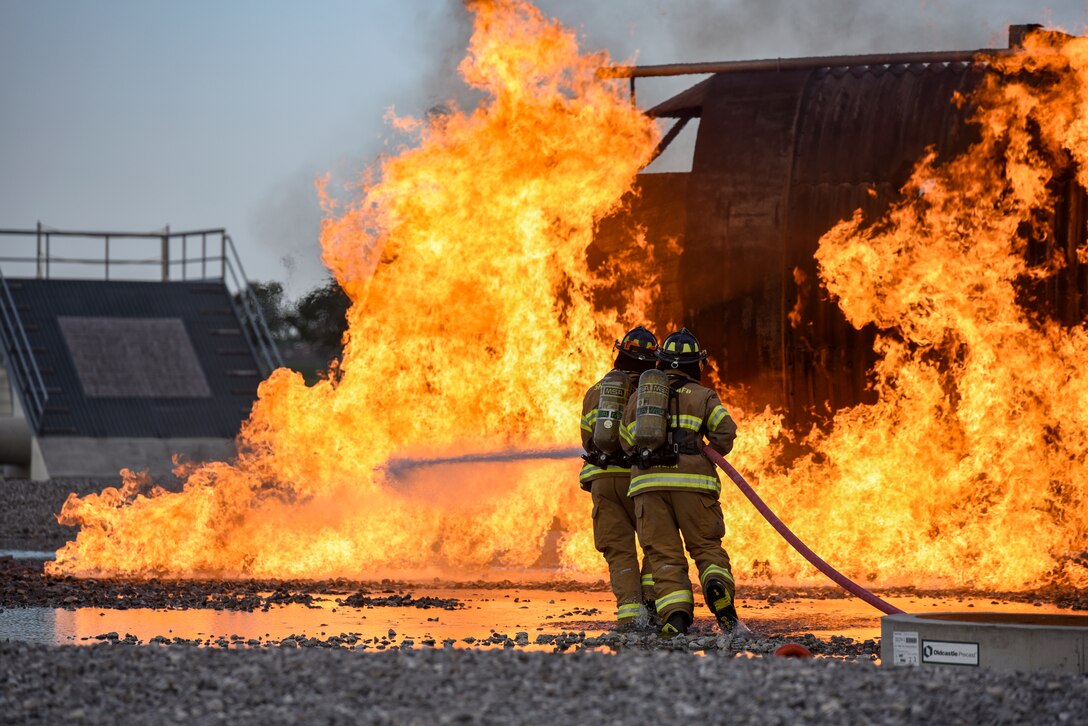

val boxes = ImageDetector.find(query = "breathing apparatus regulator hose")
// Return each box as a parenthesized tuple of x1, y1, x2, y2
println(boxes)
(702, 444, 904, 616)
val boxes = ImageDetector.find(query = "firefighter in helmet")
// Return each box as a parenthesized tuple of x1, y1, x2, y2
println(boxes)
(619, 327, 739, 637)
(579, 326, 658, 629)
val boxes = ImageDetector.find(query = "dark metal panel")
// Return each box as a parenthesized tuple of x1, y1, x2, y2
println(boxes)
(790, 63, 984, 187)
(680, 69, 812, 405)
(8, 279, 259, 438)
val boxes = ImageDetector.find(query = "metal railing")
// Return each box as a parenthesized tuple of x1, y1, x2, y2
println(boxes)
(0, 224, 284, 382)
(0, 268, 48, 431)
(0, 223, 234, 282)
(221, 233, 285, 377)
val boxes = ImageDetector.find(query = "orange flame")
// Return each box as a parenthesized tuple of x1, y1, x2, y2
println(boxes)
(48, 0, 659, 579)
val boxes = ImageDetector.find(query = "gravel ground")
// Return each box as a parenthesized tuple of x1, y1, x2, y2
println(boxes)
(2, 641, 1085, 725)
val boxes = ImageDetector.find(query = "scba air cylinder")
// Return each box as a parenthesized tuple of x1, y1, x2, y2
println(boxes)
(592, 369, 631, 454)
(634, 368, 669, 452)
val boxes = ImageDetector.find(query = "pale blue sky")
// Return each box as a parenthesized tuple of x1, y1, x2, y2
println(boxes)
(2, 1, 1085, 297)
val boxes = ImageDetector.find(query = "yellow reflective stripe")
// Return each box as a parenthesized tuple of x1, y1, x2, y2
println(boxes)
(699, 564, 734, 589)
(655, 589, 694, 611)
(629, 473, 720, 495)
(619, 422, 636, 446)
(585, 410, 599, 425)
(579, 463, 630, 483)
(709, 405, 730, 431)
(580, 420, 592, 433)
(670, 414, 702, 431)
(641, 574, 654, 586)
(616, 602, 641, 619)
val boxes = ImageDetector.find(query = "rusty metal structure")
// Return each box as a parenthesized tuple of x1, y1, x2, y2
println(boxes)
(593, 25, 1087, 422)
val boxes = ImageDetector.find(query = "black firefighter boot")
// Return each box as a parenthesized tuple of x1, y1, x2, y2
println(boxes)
(705, 580, 739, 634)
(659, 611, 691, 638)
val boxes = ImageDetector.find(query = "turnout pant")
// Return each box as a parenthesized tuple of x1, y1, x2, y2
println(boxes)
(634, 489, 734, 621)
(591, 475, 654, 620)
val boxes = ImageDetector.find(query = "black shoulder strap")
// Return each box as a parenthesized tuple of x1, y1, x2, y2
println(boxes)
(667, 378, 683, 431)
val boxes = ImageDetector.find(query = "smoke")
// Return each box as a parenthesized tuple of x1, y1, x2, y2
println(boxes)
(610, 0, 1081, 59)
(251, 169, 325, 299)
(254, 1, 478, 302)
(534, 1, 1087, 106)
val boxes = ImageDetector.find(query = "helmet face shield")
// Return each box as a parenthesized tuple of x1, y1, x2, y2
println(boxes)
(657, 327, 709, 368)
(614, 325, 659, 362)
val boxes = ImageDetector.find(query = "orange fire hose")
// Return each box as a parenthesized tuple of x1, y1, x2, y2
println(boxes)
(702, 445, 904, 616)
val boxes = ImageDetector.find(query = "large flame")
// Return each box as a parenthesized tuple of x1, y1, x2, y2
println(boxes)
(48, 0, 659, 578)
(49, 15, 1088, 592)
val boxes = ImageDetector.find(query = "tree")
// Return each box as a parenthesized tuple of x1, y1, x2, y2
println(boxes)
(286, 279, 351, 353)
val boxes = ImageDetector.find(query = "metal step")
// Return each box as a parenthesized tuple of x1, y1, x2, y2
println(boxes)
(41, 426, 77, 435)
(0, 367, 12, 416)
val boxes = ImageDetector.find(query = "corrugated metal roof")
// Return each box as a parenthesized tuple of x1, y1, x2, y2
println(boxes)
(8, 279, 258, 438)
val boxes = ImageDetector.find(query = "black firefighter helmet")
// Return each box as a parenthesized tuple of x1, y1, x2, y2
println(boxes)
(657, 327, 709, 369)
(613, 325, 659, 362)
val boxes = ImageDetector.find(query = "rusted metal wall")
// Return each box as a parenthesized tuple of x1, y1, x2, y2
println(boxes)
(681, 69, 811, 407)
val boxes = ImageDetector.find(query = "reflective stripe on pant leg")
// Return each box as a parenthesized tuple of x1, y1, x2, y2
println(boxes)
(654, 589, 694, 615)
(616, 602, 642, 620)
(640, 570, 655, 602)
(699, 564, 734, 592)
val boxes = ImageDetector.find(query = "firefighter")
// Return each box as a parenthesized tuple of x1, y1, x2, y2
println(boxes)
(579, 326, 659, 630)
(620, 327, 739, 637)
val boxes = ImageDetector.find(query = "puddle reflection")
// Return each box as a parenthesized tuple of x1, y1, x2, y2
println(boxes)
(4, 589, 616, 650)
(0, 588, 1075, 649)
